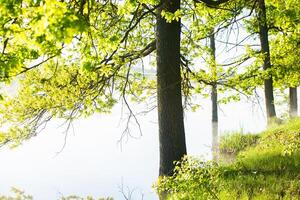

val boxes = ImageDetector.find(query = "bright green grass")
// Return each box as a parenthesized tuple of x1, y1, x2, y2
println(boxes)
(156, 118, 300, 200)
(219, 131, 260, 154)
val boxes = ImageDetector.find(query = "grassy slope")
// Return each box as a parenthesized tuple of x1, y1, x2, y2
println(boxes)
(156, 118, 300, 200)
(220, 118, 300, 199)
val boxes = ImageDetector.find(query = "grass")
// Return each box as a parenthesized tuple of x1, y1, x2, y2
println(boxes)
(219, 131, 260, 154)
(155, 118, 300, 200)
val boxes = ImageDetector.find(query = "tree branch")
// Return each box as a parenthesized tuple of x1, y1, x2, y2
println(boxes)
(194, 0, 230, 6)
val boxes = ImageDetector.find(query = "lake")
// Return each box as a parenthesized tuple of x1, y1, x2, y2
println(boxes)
(0, 93, 284, 199)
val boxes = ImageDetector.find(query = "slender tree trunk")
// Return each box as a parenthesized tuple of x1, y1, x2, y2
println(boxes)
(156, 0, 187, 177)
(289, 87, 298, 118)
(257, 0, 276, 124)
(210, 31, 219, 161)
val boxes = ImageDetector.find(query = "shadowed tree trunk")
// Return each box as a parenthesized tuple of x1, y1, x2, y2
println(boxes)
(257, 0, 277, 124)
(289, 87, 298, 118)
(209, 31, 219, 162)
(156, 0, 187, 177)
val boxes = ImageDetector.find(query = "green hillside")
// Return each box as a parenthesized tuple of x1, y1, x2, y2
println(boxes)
(156, 118, 300, 200)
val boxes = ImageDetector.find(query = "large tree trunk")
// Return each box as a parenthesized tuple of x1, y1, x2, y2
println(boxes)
(257, 0, 277, 124)
(289, 87, 298, 118)
(210, 31, 219, 161)
(156, 0, 187, 176)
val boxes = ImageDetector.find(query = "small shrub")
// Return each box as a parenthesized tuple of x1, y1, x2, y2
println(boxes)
(0, 188, 32, 200)
(0, 188, 113, 200)
(154, 156, 222, 200)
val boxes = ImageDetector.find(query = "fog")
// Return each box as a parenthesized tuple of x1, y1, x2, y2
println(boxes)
(0, 93, 273, 200)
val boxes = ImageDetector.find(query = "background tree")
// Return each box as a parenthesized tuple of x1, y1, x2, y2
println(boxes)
(267, 0, 300, 118)
(179, 0, 251, 161)
(257, 0, 277, 123)
(209, 30, 219, 161)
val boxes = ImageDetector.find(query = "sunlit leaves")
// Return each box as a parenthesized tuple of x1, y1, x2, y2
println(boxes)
(0, 0, 299, 147)
(161, 9, 183, 22)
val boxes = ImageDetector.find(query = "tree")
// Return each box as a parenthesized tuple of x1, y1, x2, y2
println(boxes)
(209, 30, 219, 161)
(179, 0, 249, 161)
(0, 0, 158, 147)
(289, 87, 298, 117)
(257, 0, 277, 123)
(156, 0, 187, 176)
(266, 0, 300, 118)
(156, 0, 237, 176)
(0, 0, 234, 181)
(226, 0, 299, 123)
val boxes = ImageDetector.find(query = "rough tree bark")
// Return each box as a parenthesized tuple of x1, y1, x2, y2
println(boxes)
(289, 87, 298, 118)
(156, 0, 187, 176)
(210, 31, 219, 161)
(257, 0, 277, 124)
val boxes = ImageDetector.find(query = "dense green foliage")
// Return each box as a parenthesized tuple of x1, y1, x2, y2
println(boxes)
(155, 118, 300, 199)
(0, 0, 298, 146)
(0, 0, 158, 147)
(0, 0, 249, 146)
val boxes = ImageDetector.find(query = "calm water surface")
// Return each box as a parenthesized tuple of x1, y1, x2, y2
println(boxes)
(0, 97, 272, 199)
